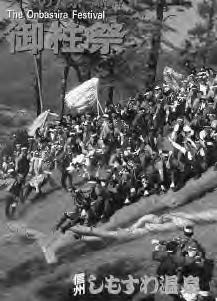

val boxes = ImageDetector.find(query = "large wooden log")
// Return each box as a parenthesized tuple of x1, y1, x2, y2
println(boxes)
(70, 209, 217, 242)
(8, 168, 217, 264)
(26, 207, 217, 264)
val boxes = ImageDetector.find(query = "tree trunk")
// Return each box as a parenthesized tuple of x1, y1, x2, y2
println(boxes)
(107, 86, 114, 106)
(18, 0, 27, 20)
(69, 57, 83, 82)
(147, 0, 165, 88)
(106, 60, 115, 106)
(33, 53, 43, 116)
(17, 0, 43, 116)
(87, 69, 91, 80)
(204, 0, 215, 65)
(60, 63, 70, 121)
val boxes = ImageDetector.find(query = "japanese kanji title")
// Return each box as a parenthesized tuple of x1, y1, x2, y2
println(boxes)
(7, 21, 126, 55)
(72, 273, 200, 296)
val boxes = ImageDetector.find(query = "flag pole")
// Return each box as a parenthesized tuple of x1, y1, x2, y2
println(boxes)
(33, 54, 43, 113)
(97, 98, 104, 114)
(97, 99, 100, 117)
(96, 79, 104, 115)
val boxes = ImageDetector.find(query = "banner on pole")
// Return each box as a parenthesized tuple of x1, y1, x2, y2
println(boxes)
(65, 78, 99, 113)
(163, 66, 184, 90)
(28, 110, 59, 136)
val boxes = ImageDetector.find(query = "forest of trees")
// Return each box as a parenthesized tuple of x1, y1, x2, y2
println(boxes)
(0, 0, 217, 118)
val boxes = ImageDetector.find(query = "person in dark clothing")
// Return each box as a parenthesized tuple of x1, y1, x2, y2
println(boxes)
(153, 240, 184, 278)
(14, 147, 30, 202)
(57, 145, 74, 191)
(180, 242, 213, 300)
(15, 147, 30, 180)
(152, 241, 184, 301)
(55, 210, 81, 233)
(174, 225, 206, 259)
(55, 190, 93, 232)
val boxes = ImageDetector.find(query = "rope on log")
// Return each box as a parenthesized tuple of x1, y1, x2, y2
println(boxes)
(7, 209, 217, 264)
(26, 209, 217, 264)
(69, 209, 217, 241)
(3, 168, 217, 264)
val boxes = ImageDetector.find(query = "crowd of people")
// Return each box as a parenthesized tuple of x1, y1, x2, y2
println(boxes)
(151, 224, 213, 301)
(1, 66, 217, 226)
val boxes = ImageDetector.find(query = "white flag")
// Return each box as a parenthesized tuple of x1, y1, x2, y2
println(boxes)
(65, 78, 99, 113)
(163, 66, 184, 90)
(28, 110, 59, 137)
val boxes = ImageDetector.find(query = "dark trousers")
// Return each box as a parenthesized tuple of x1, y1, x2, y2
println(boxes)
(61, 170, 73, 190)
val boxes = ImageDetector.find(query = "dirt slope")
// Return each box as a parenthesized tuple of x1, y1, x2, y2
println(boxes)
(1, 174, 217, 301)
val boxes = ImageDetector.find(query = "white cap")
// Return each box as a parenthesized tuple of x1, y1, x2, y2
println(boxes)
(174, 124, 179, 132)
(199, 291, 209, 297)
(151, 239, 159, 245)
(199, 130, 207, 140)
(183, 125, 192, 132)
(184, 225, 194, 234)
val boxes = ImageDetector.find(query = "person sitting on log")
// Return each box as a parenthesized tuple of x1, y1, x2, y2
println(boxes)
(55, 210, 82, 234)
